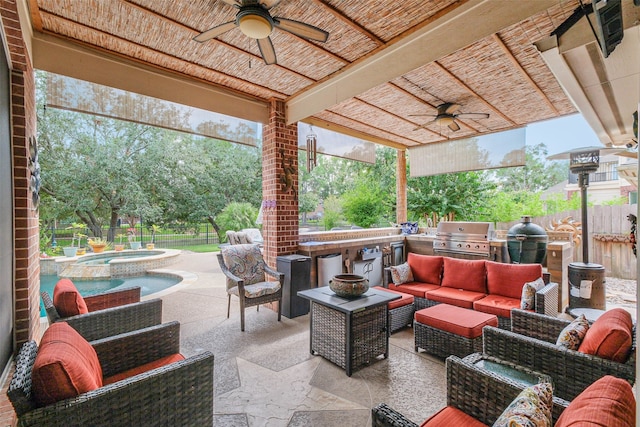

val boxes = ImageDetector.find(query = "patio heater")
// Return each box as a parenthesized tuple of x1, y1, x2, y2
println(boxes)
(549, 147, 614, 319)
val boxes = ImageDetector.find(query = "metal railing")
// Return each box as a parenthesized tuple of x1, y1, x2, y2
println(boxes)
(48, 222, 220, 249)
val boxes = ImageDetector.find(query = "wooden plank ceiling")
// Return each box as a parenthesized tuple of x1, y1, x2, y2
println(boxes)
(28, 0, 584, 149)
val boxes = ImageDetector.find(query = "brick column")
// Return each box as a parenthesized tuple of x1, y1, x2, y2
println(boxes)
(261, 99, 299, 267)
(396, 149, 407, 224)
(2, 0, 41, 348)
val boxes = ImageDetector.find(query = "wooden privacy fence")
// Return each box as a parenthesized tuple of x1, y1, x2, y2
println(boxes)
(497, 205, 638, 280)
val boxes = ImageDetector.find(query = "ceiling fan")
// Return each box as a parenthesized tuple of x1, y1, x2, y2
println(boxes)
(194, 0, 329, 65)
(410, 103, 489, 132)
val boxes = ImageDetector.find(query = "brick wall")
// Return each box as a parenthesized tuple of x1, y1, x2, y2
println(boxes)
(261, 99, 299, 267)
(1, 1, 39, 425)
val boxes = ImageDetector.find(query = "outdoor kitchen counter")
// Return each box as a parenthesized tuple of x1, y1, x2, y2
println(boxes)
(298, 235, 405, 288)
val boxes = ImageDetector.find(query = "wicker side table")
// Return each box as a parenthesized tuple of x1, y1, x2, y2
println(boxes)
(298, 287, 400, 376)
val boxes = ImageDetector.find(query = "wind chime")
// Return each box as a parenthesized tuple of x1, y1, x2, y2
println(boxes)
(306, 125, 317, 172)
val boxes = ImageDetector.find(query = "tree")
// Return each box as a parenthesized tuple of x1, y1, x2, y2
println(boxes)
(215, 202, 259, 241)
(342, 182, 386, 228)
(407, 171, 496, 222)
(492, 143, 567, 192)
(299, 191, 319, 223)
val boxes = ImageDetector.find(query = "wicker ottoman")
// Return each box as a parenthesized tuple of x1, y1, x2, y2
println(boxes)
(414, 304, 498, 359)
(375, 287, 415, 333)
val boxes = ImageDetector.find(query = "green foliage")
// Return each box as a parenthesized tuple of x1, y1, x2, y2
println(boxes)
(602, 196, 628, 206)
(491, 142, 568, 192)
(342, 182, 386, 228)
(322, 195, 342, 231)
(479, 190, 546, 223)
(215, 202, 259, 241)
(407, 171, 496, 221)
(299, 192, 318, 214)
(544, 192, 583, 214)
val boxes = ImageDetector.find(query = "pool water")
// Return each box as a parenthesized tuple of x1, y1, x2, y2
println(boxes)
(74, 251, 163, 265)
(40, 274, 180, 317)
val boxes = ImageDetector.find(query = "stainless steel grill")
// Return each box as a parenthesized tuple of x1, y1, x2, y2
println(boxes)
(433, 222, 495, 258)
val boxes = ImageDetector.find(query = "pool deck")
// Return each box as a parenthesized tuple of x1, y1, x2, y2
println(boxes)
(153, 251, 446, 427)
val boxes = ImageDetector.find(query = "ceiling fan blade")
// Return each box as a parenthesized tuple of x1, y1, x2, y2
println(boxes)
(443, 103, 461, 115)
(448, 121, 461, 132)
(456, 113, 490, 119)
(220, 0, 242, 6)
(260, 0, 282, 8)
(194, 21, 237, 42)
(273, 18, 329, 42)
(257, 37, 277, 64)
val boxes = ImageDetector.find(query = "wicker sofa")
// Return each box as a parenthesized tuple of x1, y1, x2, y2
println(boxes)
(7, 321, 214, 427)
(41, 279, 163, 341)
(482, 308, 636, 401)
(384, 253, 558, 328)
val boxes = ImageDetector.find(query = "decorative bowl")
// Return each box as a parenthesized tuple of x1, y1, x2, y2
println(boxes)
(329, 274, 369, 298)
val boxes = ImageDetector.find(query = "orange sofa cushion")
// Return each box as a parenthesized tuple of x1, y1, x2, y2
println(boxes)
(441, 258, 486, 293)
(374, 286, 414, 309)
(425, 287, 486, 309)
(415, 304, 497, 339)
(387, 282, 440, 298)
(578, 308, 633, 363)
(421, 406, 488, 426)
(555, 375, 635, 427)
(473, 295, 521, 319)
(31, 322, 103, 406)
(407, 253, 443, 285)
(53, 278, 89, 317)
(103, 353, 185, 385)
(485, 261, 542, 300)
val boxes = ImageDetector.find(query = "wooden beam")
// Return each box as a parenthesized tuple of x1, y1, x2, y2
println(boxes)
(492, 33, 559, 115)
(286, 0, 558, 124)
(304, 116, 409, 149)
(33, 32, 270, 124)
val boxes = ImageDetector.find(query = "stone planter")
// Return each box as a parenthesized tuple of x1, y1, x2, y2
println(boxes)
(90, 244, 107, 253)
(62, 247, 78, 257)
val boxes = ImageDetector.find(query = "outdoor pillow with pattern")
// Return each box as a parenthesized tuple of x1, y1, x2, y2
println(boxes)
(390, 262, 413, 285)
(556, 314, 589, 350)
(520, 277, 545, 310)
(492, 382, 553, 427)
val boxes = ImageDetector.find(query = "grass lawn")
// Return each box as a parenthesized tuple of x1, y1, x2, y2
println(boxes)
(167, 243, 221, 253)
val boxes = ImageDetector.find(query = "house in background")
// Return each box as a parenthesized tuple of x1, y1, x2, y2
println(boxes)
(557, 154, 638, 204)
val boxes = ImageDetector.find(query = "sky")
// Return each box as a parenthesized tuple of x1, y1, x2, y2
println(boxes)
(525, 113, 602, 157)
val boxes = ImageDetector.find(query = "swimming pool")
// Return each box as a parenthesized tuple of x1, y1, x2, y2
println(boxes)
(39, 274, 181, 317)
(74, 251, 164, 265)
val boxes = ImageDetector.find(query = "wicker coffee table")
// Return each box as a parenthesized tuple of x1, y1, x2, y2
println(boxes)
(298, 286, 400, 376)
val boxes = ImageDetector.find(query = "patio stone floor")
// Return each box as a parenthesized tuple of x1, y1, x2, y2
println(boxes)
(155, 251, 447, 427)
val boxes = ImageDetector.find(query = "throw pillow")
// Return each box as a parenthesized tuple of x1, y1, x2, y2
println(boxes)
(520, 277, 546, 310)
(390, 262, 414, 285)
(492, 382, 553, 427)
(556, 314, 589, 350)
(578, 308, 634, 363)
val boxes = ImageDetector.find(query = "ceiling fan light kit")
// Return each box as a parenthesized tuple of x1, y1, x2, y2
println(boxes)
(237, 5, 273, 39)
(194, 0, 329, 65)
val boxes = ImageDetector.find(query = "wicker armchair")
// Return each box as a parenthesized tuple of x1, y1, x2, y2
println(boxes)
(482, 308, 636, 401)
(7, 321, 214, 427)
(372, 354, 569, 426)
(41, 288, 163, 341)
(217, 244, 284, 331)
